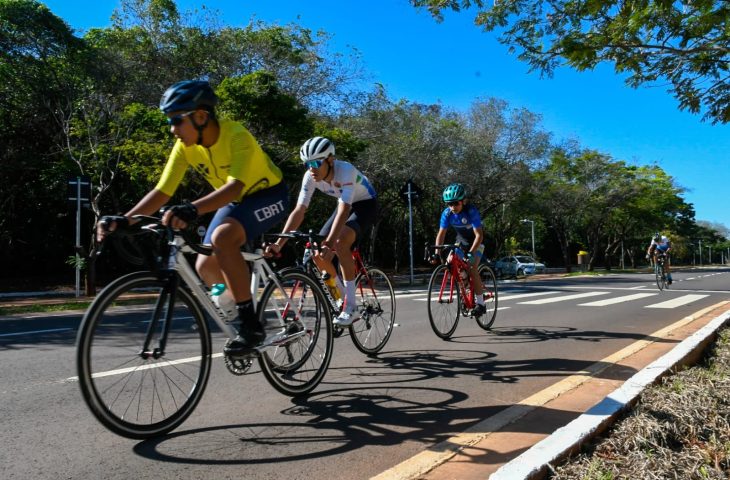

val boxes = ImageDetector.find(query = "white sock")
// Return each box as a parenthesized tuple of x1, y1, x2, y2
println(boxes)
(345, 279, 357, 312)
(477, 295, 485, 306)
(335, 276, 345, 299)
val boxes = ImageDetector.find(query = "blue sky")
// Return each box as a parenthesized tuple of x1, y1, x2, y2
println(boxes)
(43, 0, 729, 231)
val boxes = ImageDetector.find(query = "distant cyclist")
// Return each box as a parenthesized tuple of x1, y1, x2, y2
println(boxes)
(646, 232, 673, 285)
(266, 136, 378, 326)
(430, 183, 486, 317)
(96, 80, 289, 355)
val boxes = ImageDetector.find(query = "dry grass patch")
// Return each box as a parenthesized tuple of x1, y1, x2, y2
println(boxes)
(551, 328, 730, 479)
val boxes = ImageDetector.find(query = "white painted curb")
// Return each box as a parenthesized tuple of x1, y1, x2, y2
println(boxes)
(490, 308, 730, 480)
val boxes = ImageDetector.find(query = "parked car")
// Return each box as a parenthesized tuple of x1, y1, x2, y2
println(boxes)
(494, 255, 546, 277)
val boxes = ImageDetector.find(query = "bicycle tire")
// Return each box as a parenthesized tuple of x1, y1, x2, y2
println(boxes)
(76, 271, 211, 439)
(655, 263, 665, 291)
(258, 270, 333, 397)
(349, 268, 396, 355)
(475, 265, 498, 330)
(427, 264, 460, 339)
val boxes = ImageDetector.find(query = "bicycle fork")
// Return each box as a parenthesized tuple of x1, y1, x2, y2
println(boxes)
(140, 272, 178, 360)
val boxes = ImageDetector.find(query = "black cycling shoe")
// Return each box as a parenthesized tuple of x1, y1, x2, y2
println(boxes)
(471, 304, 486, 317)
(224, 320, 265, 356)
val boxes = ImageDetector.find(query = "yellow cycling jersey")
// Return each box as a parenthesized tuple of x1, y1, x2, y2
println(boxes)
(155, 119, 283, 201)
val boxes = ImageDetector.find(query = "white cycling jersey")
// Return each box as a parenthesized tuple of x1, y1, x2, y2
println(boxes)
(650, 235, 671, 252)
(296, 159, 377, 207)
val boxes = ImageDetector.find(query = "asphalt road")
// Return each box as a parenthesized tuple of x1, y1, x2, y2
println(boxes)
(1, 267, 728, 479)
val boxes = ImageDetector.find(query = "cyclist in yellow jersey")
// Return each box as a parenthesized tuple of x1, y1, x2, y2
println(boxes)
(96, 80, 289, 355)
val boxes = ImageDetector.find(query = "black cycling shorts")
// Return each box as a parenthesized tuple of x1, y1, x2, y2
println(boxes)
(319, 197, 378, 246)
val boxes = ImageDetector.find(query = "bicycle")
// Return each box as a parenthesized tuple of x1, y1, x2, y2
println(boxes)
(273, 230, 395, 355)
(76, 215, 333, 439)
(653, 251, 668, 291)
(424, 244, 498, 339)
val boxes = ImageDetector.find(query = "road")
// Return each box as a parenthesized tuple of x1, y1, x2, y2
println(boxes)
(1, 267, 728, 479)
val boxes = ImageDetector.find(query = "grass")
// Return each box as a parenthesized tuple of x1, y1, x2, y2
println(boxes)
(0, 301, 91, 316)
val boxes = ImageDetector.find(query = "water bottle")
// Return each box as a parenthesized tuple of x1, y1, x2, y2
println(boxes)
(211, 283, 236, 321)
(321, 272, 341, 301)
(454, 247, 465, 261)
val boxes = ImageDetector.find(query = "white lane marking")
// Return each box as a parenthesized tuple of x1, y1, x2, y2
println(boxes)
(0, 327, 72, 337)
(66, 353, 225, 381)
(579, 293, 657, 307)
(629, 285, 647, 289)
(499, 291, 559, 301)
(645, 294, 709, 309)
(519, 291, 609, 305)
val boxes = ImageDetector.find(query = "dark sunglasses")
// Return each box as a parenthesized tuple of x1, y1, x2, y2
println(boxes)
(446, 200, 461, 207)
(304, 159, 324, 169)
(166, 110, 196, 126)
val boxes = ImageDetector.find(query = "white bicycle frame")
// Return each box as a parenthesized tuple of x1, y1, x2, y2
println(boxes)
(164, 234, 287, 339)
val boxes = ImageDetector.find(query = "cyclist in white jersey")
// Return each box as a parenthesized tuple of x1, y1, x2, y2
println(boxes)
(266, 137, 378, 326)
(646, 232, 673, 285)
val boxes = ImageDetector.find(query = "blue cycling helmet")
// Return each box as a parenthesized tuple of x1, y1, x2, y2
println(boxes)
(159, 80, 218, 114)
(442, 183, 466, 202)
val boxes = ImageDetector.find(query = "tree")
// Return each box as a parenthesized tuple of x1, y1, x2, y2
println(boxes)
(412, 0, 730, 124)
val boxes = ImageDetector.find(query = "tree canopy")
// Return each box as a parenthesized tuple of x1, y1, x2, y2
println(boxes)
(411, 0, 730, 124)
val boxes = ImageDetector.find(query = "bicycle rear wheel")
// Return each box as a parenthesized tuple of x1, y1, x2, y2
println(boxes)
(350, 268, 396, 355)
(258, 270, 332, 397)
(76, 271, 211, 439)
(655, 263, 666, 291)
(427, 264, 460, 339)
(475, 265, 498, 330)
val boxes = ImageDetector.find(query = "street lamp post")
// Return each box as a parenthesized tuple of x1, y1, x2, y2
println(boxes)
(521, 219, 535, 259)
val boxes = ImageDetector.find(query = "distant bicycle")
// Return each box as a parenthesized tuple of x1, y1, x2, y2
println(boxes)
(654, 252, 668, 291)
(274, 230, 395, 355)
(425, 244, 498, 339)
(76, 215, 332, 439)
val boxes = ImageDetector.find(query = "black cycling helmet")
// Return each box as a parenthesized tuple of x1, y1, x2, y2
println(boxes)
(159, 80, 218, 114)
(653, 232, 662, 241)
(442, 183, 466, 202)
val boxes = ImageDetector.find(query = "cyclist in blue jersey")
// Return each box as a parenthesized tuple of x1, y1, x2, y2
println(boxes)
(646, 232, 673, 285)
(430, 183, 486, 317)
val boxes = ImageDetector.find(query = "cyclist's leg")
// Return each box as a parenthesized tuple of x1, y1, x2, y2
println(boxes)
(469, 244, 485, 300)
(211, 183, 288, 352)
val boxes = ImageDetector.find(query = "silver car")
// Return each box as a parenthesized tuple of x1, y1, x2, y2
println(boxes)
(494, 255, 546, 277)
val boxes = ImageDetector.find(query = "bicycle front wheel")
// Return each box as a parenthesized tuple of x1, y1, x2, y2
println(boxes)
(427, 264, 460, 339)
(475, 265, 498, 330)
(258, 270, 333, 397)
(350, 268, 396, 355)
(76, 271, 211, 439)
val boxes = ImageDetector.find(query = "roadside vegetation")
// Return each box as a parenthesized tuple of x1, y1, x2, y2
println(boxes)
(550, 328, 730, 479)
(1, 0, 728, 294)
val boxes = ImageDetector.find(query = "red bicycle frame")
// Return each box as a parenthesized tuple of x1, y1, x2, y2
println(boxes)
(437, 252, 476, 310)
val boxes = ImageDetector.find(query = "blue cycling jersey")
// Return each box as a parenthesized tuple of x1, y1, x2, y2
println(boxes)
(439, 203, 482, 245)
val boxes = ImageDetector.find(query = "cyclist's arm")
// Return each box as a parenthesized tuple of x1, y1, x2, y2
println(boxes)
(272, 204, 307, 249)
(187, 179, 243, 215)
(97, 189, 170, 242)
(434, 228, 447, 254)
(469, 226, 484, 255)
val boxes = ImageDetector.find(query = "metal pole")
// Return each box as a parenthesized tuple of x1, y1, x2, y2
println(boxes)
(699, 239, 702, 265)
(75, 177, 81, 298)
(530, 220, 535, 259)
(407, 182, 414, 285)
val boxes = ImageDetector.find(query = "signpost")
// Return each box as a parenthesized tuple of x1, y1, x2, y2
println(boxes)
(68, 176, 91, 297)
(399, 179, 421, 284)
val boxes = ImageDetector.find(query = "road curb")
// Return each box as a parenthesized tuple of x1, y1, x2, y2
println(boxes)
(490, 303, 730, 480)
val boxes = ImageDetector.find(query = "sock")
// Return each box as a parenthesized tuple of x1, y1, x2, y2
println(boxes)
(335, 276, 345, 299)
(236, 300, 256, 324)
(344, 279, 357, 312)
(477, 295, 485, 306)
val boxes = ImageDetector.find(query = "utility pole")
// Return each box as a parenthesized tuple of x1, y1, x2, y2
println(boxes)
(521, 219, 535, 259)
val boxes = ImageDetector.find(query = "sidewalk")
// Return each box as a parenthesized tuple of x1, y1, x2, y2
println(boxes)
(374, 300, 730, 480)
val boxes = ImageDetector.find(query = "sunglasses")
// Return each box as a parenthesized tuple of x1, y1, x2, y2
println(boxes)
(304, 159, 324, 169)
(166, 110, 196, 126)
(446, 201, 461, 207)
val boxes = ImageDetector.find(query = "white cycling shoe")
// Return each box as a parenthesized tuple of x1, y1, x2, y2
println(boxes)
(333, 308, 360, 327)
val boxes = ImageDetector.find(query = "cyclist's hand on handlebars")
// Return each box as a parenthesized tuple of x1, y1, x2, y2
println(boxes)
(96, 215, 129, 242)
(162, 203, 198, 230)
(264, 242, 282, 258)
(645, 254, 651, 260)
(429, 253, 441, 265)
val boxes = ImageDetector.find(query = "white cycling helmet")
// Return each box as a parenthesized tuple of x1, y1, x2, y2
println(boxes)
(300, 136, 335, 162)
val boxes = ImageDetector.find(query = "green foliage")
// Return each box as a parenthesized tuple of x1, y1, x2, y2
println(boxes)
(412, 0, 730, 123)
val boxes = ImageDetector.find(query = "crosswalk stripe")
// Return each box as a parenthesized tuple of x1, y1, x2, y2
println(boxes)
(519, 291, 608, 305)
(578, 292, 657, 306)
(645, 294, 709, 309)
(499, 291, 559, 301)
